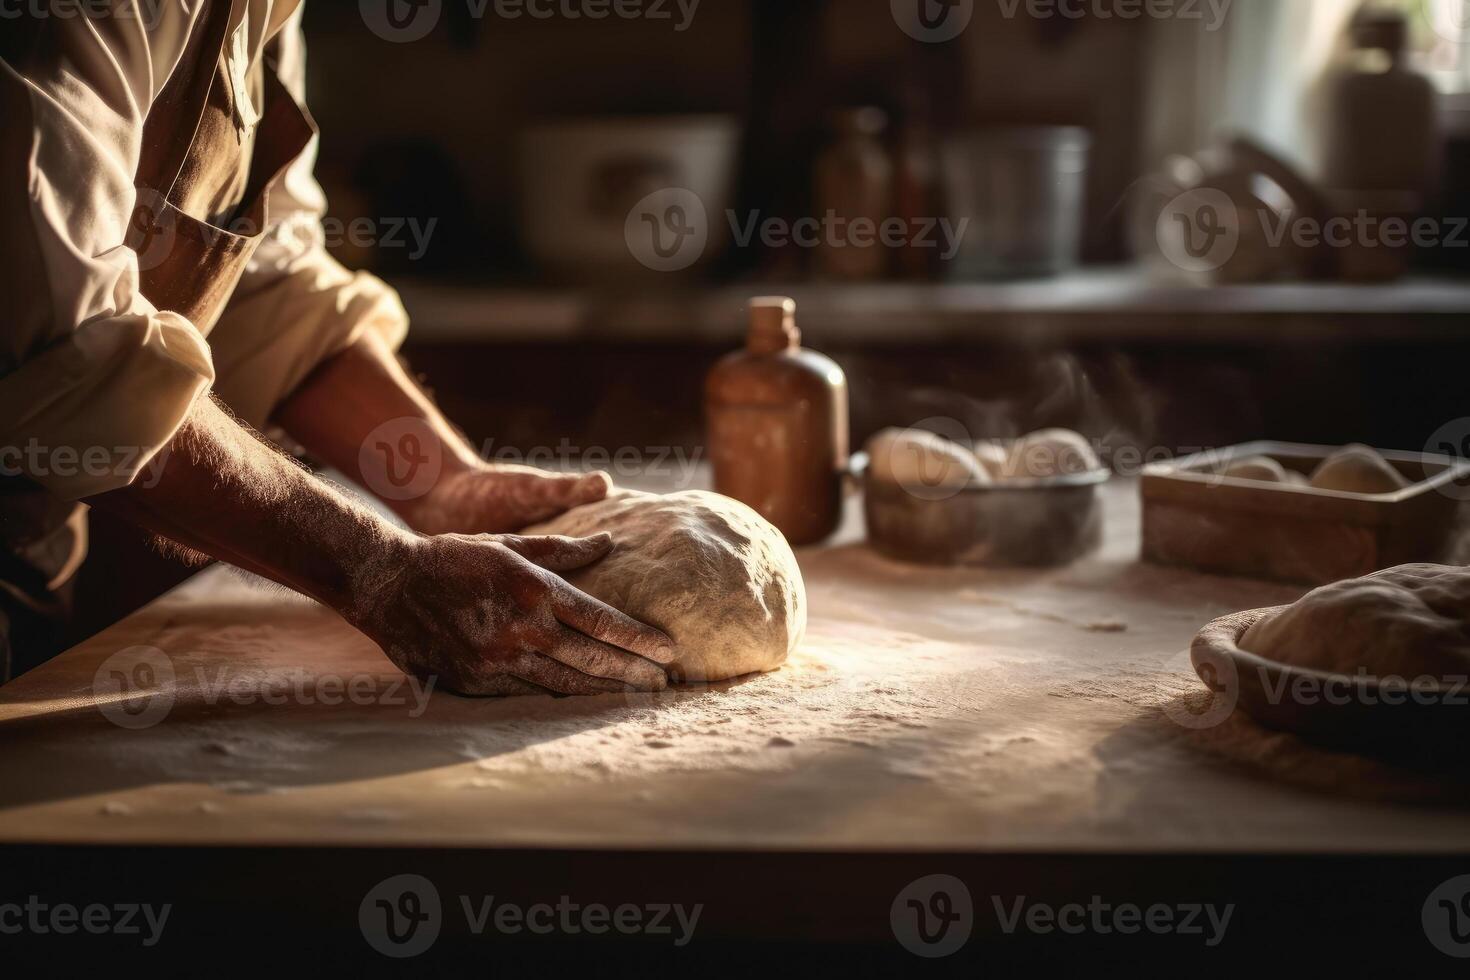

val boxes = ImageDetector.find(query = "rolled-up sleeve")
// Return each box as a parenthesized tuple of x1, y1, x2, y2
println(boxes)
(207, 8, 408, 429)
(0, 15, 215, 502)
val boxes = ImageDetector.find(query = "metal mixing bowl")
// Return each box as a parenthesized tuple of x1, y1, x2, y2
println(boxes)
(857, 454, 1109, 567)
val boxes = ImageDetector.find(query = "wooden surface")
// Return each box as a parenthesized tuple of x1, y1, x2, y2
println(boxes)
(2, 478, 1468, 852)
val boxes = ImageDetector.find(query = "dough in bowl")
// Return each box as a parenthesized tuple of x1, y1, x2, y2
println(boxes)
(1004, 428, 1101, 479)
(524, 490, 806, 683)
(867, 428, 990, 490)
(1240, 564, 1470, 680)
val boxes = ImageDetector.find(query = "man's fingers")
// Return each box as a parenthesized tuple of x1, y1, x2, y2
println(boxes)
(562, 471, 611, 508)
(544, 626, 669, 691)
(507, 651, 663, 696)
(550, 582, 678, 666)
(497, 533, 613, 572)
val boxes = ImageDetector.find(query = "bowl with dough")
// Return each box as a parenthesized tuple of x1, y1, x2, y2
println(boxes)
(1190, 564, 1470, 760)
(859, 427, 1109, 567)
(1142, 441, 1469, 585)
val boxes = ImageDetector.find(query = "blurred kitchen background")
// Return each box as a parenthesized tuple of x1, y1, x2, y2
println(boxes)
(297, 0, 1470, 465)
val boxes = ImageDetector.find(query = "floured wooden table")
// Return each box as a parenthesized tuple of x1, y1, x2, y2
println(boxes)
(3, 478, 1468, 970)
(2, 480, 1469, 850)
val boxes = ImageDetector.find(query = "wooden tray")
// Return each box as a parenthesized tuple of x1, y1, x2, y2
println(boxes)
(1141, 441, 1468, 585)
(1191, 606, 1469, 762)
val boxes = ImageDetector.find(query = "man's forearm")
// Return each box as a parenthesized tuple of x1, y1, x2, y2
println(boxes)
(273, 331, 485, 528)
(274, 333, 608, 535)
(86, 396, 409, 618)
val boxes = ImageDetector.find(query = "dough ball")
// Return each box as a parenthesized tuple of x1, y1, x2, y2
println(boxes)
(1222, 455, 1290, 484)
(973, 440, 1010, 480)
(866, 428, 989, 490)
(1308, 444, 1409, 495)
(525, 490, 805, 684)
(1241, 564, 1470, 680)
(1004, 429, 1101, 480)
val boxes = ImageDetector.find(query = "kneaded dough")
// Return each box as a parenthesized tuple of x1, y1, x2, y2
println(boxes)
(1309, 444, 1409, 495)
(1222, 455, 1290, 484)
(1004, 429, 1101, 479)
(867, 428, 989, 490)
(1241, 564, 1470, 680)
(525, 490, 806, 683)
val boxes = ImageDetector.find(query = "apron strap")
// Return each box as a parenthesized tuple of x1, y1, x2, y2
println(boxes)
(135, 0, 238, 199)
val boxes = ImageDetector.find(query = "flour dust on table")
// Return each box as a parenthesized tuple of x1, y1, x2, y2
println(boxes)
(526, 490, 806, 684)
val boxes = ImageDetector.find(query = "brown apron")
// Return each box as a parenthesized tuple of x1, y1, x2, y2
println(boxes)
(0, 1, 315, 679)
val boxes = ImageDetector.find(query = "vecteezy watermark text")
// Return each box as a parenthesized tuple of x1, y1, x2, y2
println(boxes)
(890, 875, 1233, 957)
(359, 417, 706, 503)
(360, 0, 700, 43)
(995, 0, 1233, 30)
(0, 440, 169, 488)
(0, 897, 171, 948)
(93, 646, 436, 730)
(992, 895, 1234, 946)
(359, 874, 701, 958)
(728, 211, 969, 261)
(1157, 189, 1468, 275)
(0, 0, 170, 28)
(625, 187, 969, 273)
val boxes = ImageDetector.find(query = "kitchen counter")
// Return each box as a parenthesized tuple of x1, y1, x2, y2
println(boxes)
(3, 478, 1468, 968)
(2, 479, 1466, 854)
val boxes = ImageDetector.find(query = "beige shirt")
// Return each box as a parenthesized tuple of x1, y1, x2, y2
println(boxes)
(0, 1, 409, 501)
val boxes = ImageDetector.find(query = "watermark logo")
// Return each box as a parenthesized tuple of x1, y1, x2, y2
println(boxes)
(1156, 187, 1240, 275)
(891, 874, 974, 958)
(892, 0, 975, 42)
(93, 646, 176, 731)
(360, 417, 445, 502)
(361, 874, 443, 958)
(1161, 645, 1238, 731)
(1424, 875, 1470, 958)
(129, 187, 177, 274)
(359, 875, 701, 957)
(625, 189, 969, 273)
(625, 188, 709, 272)
(1426, 0, 1470, 44)
(1424, 418, 1470, 502)
(881, 417, 984, 502)
(361, 0, 442, 42)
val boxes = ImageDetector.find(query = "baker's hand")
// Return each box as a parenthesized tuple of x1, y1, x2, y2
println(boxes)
(402, 464, 612, 536)
(352, 530, 675, 696)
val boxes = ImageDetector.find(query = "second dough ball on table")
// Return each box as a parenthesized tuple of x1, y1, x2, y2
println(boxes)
(1005, 429, 1102, 479)
(1308, 444, 1410, 495)
(1241, 564, 1470, 680)
(867, 428, 990, 490)
(524, 490, 806, 683)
